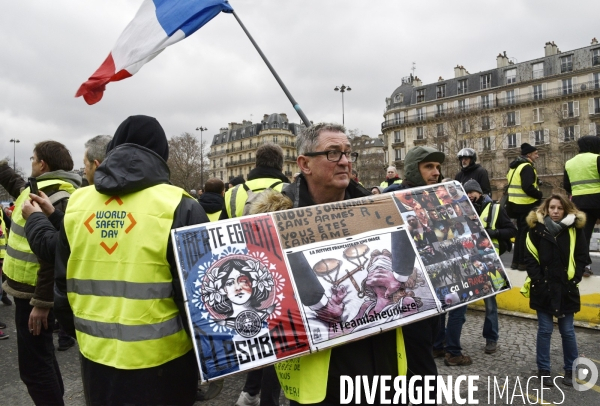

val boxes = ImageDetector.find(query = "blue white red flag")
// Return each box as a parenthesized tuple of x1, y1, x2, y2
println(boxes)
(76, 0, 233, 105)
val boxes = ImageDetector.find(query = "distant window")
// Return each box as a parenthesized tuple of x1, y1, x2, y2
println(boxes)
(534, 130, 544, 145)
(563, 126, 576, 142)
(458, 99, 467, 113)
(594, 49, 600, 66)
(507, 133, 517, 149)
(562, 101, 579, 118)
(533, 84, 544, 100)
(562, 78, 572, 95)
(457, 79, 468, 94)
(507, 112, 516, 127)
(437, 123, 444, 137)
(532, 62, 544, 79)
(416, 108, 425, 121)
(481, 95, 490, 109)
(482, 137, 492, 150)
(481, 116, 490, 130)
(436, 104, 445, 117)
(436, 84, 446, 99)
(506, 69, 516, 84)
(480, 74, 492, 89)
(594, 73, 600, 89)
(561, 55, 573, 73)
(417, 89, 425, 103)
(506, 90, 515, 105)
(533, 108, 544, 123)
(416, 127, 424, 140)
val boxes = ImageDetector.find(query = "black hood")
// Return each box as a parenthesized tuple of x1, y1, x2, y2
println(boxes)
(198, 192, 225, 214)
(106, 115, 169, 162)
(577, 135, 600, 154)
(94, 144, 170, 195)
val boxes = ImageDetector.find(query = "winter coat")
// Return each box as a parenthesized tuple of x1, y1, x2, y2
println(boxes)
(54, 143, 209, 336)
(524, 210, 587, 317)
(507, 156, 543, 215)
(455, 164, 492, 196)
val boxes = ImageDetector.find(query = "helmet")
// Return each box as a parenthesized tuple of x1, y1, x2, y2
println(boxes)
(457, 148, 477, 163)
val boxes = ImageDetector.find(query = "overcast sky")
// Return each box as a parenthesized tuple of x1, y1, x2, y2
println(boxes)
(1, 0, 599, 173)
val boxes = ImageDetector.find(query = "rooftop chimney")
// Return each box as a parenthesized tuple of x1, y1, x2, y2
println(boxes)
(263, 114, 269, 122)
(544, 41, 557, 57)
(454, 65, 468, 78)
(592, 37, 599, 45)
(496, 51, 510, 68)
(412, 76, 422, 87)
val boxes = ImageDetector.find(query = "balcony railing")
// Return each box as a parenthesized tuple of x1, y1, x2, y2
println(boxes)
(381, 79, 599, 130)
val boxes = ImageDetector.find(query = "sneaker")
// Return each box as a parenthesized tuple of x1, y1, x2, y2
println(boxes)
(484, 341, 497, 354)
(562, 370, 573, 387)
(444, 353, 472, 366)
(0, 321, 6, 329)
(583, 265, 593, 277)
(433, 348, 445, 358)
(1, 293, 12, 306)
(57, 336, 76, 351)
(0, 330, 8, 340)
(235, 391, 260, 406)
(196, 379, 224, 401)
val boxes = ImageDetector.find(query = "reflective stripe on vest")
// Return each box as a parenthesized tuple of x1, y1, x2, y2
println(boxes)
(521, 227, 576, 297)
(225, 178, 285, 218)
(480, 203, 501, 254)
(4, 179, 76, 286)
(565, 153, 600, 196)
(506, 163, 539, 205)
(0, 213, 6, 259)
(276, 328, 407, 404)
(64, 184, 192, 369)
(380, 179, 402, 188)
(207, 210, 222, 222)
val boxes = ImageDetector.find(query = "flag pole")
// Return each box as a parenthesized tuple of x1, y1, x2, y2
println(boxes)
(232, 11, 312, 127)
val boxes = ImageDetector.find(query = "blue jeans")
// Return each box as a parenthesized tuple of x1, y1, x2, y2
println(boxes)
(536, 311, 578, 371)
(483, 296, 499, 342)
(434, 305, 468, 356)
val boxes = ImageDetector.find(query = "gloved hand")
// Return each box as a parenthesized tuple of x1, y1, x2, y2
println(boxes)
(486, 229, 500, 238)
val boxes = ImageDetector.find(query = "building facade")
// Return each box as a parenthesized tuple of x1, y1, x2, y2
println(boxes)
(382, 39, 600, 198)
(208, 113, 304, 182)
(350, 134, 386, 188)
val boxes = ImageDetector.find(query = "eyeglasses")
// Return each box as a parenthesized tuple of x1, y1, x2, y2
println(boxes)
(303, 150, 359, 163)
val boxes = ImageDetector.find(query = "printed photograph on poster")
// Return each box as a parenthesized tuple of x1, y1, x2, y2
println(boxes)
(171, 215, 309, 381)
(284, 227, 439, 349)
(390, 182, 512, 310)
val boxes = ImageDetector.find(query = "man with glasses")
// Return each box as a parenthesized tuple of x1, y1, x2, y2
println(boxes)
(277, 124, 436, 405)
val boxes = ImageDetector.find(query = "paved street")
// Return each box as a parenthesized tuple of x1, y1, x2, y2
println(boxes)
(1, 259, 599, 405)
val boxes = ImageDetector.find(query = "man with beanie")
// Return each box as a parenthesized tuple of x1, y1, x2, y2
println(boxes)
(455, 148, 491, 196)
(506, 143, 543, 270)
(564, 135, 600, 277)
(54, 115, 209, 405)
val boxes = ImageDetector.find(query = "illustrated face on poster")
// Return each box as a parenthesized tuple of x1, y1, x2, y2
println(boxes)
(435, 185, 453, 205)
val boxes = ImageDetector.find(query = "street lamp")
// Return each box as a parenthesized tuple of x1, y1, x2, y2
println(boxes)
(196, 126, 207, 190)
(9, 139, 20, 171)
(334, 84, 351, 125)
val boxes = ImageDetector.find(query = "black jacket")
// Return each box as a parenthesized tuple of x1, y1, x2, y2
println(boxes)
(198, 192, 224, 215)
(507, 156, 543, 214)
(54, 144, 208, 337)
(472, 197, 517, 255)
(455, 164, 491, 196)
(524, 210, 587, 317)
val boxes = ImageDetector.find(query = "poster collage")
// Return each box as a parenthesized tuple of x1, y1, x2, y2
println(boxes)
(391, 183, 508, 309)
(171, 182, 510, 381)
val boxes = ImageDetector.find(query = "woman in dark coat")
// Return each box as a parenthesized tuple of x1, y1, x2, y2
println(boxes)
(524, 194, 587, 387)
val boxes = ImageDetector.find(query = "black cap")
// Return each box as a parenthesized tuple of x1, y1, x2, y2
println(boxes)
(520, 143, 537, 156)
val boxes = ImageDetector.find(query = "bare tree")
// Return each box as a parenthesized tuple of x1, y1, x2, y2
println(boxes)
(167, 132, 208, 192)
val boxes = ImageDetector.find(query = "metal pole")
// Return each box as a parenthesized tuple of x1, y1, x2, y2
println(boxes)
(342, 91, 345, 126)
(232, 11, 311, 127)
(196, 127, 207, 190)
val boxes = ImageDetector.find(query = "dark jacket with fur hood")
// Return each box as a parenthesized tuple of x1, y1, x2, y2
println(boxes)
(524, 209, 587, 317)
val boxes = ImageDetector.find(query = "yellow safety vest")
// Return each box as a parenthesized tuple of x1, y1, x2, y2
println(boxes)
(4, 179, 76, 286)
(0, 212, 6, 259)
(520, 227, 576, 298)
(488, 270, 506, 290)
(507, 163, 539, 205)
(206, 210, 222, 222)
(380, 179, 402, 188)
(480, 202, 501, 254)
(225, 178, 285, 218)
(565, 153, 600, 196)
(64, 184, 193, 369)
(276, 328, 407, 404)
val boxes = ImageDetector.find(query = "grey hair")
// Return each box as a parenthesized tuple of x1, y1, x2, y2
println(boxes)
(85, 135, 112, 163)
(387, 166, 397, 173)
(296, 123, 347, 155)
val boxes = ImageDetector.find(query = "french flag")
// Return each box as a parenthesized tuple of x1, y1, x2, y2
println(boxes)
(76, 0, 233, 105)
